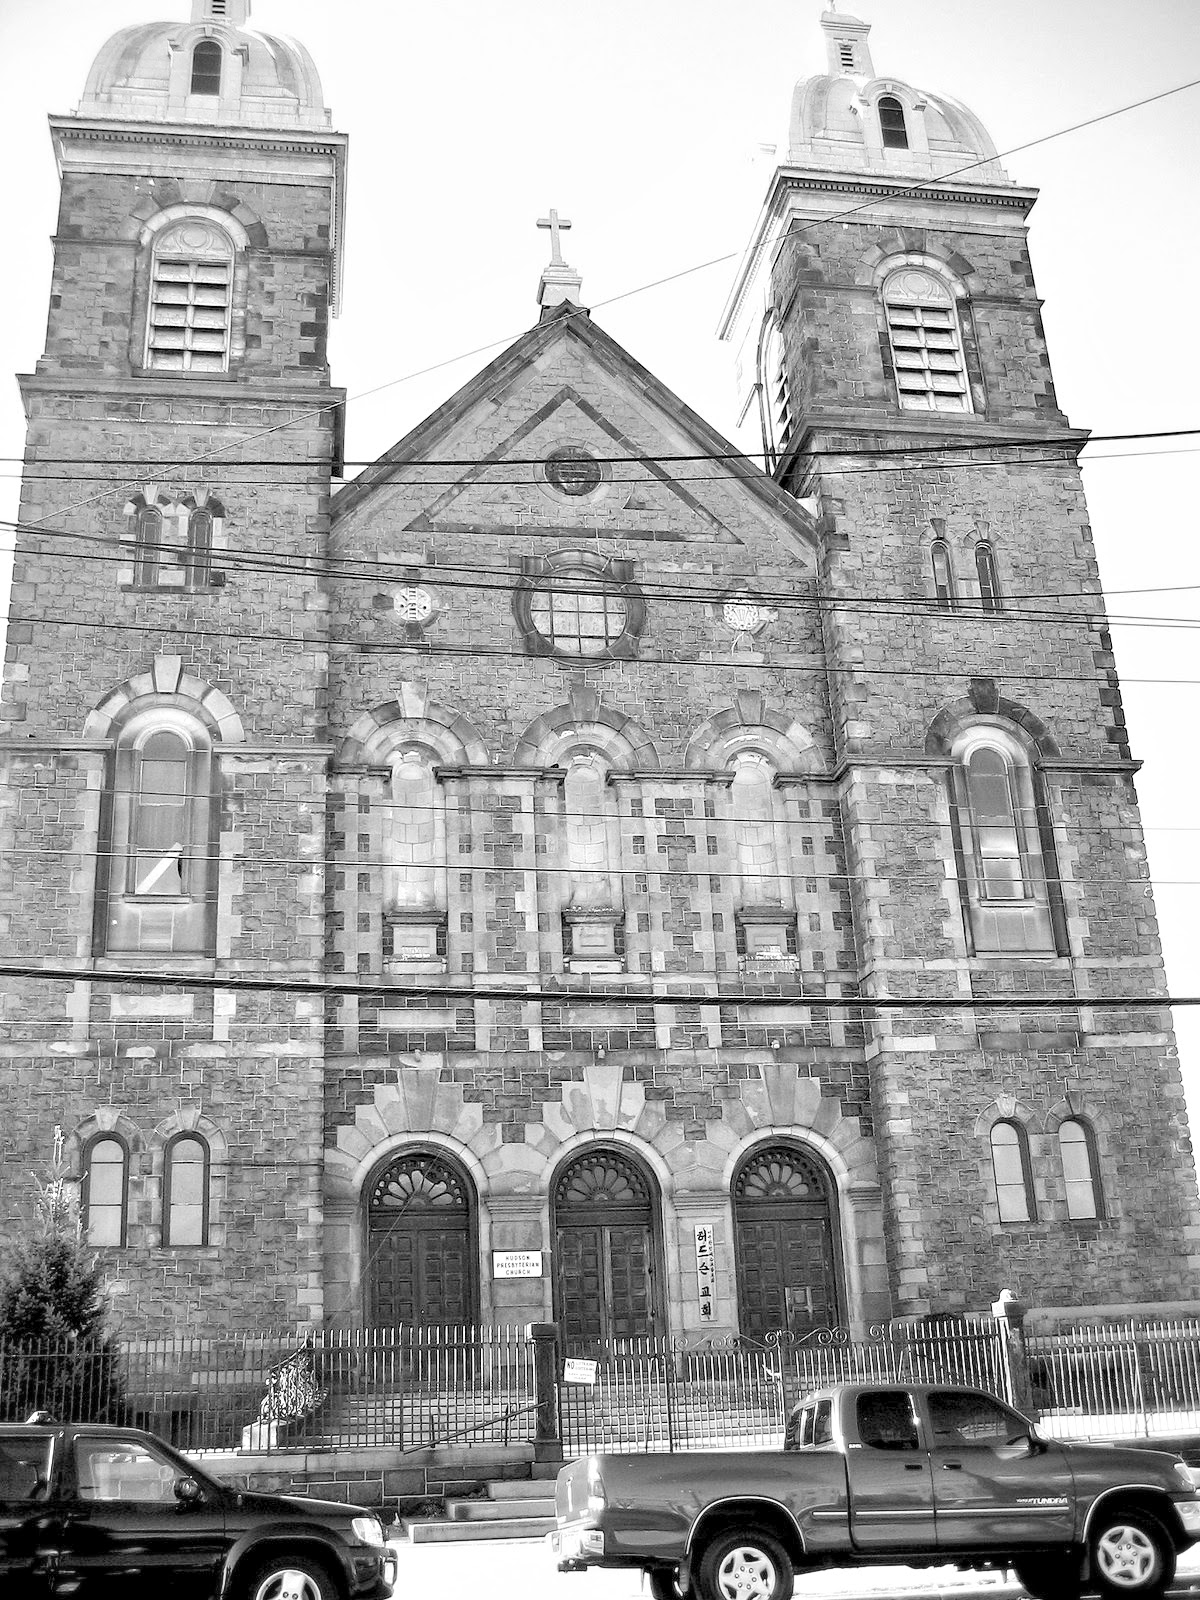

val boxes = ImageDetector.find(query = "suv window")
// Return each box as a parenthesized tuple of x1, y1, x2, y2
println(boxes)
(75, 1439, 185, 1504)
(928, 1391, 1026, 1448)
(0, 1437, 52, 1501)
(858, 1391, 919, 1451)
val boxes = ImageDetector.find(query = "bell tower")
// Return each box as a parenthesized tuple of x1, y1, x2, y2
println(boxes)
(720, 10, 1200, 1314)
(0, 5, 348, 1329)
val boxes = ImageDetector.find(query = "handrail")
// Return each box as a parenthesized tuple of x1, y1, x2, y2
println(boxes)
(399, 1400, 539, 1455)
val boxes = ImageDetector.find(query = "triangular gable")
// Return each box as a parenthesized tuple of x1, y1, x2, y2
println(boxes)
(331, 305, 818, 564)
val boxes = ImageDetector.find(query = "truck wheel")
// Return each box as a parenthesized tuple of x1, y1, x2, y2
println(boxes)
(696, 1527, 793, 1600)
(1090, 1510, 1175, 1598)
(244, 1557, 339, 1600)
(1012, 1552, 1082, 1599)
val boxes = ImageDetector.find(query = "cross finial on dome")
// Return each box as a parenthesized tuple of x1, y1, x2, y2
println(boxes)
(536, 207, 586, 314)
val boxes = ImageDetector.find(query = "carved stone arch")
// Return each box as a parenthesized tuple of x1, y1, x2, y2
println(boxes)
(685, 692, 818, 774)
(972, 1095, 1044, 1139)
(339, 685, 489, 767)
(926, 682, 1060, 761)
(1046, 1092, 1109, 1140)
(136, 200, 253, 255)
(858, 241, 980, 299)
(83, 656, 244, 744)
(513, 688, 658, 770)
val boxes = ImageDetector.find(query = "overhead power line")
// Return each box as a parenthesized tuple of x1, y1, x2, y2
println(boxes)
(0, 958, 1178, 1013)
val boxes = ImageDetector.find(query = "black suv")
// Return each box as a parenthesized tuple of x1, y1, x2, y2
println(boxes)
(0, 1419, 396, 1600)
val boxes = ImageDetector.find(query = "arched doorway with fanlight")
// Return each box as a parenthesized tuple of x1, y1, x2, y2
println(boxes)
(733, 1141, 843, 1340)
(365, 1146, 478, 1327)
(551, 1145, 666, 1349)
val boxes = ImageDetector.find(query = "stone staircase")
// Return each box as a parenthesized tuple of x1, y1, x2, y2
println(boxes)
(400, 1472, 559, 1543)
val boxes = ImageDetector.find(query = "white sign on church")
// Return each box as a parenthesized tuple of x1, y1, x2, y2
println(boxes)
(694, 1223, 717, 1322)
(492, 1250, 543, 1279)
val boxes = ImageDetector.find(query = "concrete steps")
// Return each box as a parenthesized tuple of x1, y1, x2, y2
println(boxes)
(400, 1474, 559, 1544)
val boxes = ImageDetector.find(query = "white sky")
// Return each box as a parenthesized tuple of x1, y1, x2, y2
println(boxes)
(1, 0, 1199, 1131)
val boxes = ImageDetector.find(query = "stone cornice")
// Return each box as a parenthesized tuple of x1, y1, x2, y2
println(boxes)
(18, 373, 345, 410)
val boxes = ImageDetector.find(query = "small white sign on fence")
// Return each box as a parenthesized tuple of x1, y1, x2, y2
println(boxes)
(563, 1358, 599, 1386)
(491, 1250, 543, 1278)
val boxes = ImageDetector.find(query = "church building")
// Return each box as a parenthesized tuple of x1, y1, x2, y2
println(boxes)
(2, 1, 1197, 1341)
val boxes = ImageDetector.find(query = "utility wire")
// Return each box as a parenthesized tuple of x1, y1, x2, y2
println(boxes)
(7, 427, 1199, 469)
(0, 958, 1176, 1012)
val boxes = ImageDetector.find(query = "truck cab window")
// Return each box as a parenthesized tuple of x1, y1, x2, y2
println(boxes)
(857, 1391, 919, 1450)
(928, 1390, 1024, 1448)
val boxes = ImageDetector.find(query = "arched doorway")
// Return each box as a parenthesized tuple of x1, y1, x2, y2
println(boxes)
(366, 1149, 477, 1326)
(733, 1143, 842, 1339)
(553, 1146, 664, 1348)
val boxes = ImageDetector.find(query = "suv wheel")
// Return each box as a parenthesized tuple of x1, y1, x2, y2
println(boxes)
(245, 1556, 340, 1600)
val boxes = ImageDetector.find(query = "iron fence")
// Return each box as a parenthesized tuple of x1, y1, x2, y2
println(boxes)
(8, 1316, 1200, 1457)
(1027, 1320, 1200, 1440)
(0, 1325, 538, 1454)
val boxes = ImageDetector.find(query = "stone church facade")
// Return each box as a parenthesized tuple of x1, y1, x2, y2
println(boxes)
(1, 1, 1197, 1339)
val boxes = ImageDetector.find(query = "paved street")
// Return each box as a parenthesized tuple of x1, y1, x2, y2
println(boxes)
(386, 1536, 1200, 1599)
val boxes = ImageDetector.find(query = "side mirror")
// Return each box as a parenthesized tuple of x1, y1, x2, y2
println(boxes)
(996, 1434, 1037, 1461)
(175, 1476, 203, 1505)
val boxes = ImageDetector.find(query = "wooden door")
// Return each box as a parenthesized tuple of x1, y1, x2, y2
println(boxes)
(734, 1144, 841, 1340)
(553, 1148, 662, 1349)
(367, 1150, 476, 1327)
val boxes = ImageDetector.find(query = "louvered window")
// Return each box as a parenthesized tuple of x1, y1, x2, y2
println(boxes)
(884, 269, 970, 413)
(146, 221, 233, 373)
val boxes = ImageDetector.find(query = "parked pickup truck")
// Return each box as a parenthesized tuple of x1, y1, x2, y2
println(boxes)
(552, 1382, 1200, 1600)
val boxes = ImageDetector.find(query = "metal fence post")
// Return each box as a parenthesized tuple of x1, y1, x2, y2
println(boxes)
(527, 1322, 563, 1464)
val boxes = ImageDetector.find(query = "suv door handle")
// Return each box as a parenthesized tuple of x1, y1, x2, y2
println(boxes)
(940, 1462, 964, 1470)
(903, 1463, 925, 1472)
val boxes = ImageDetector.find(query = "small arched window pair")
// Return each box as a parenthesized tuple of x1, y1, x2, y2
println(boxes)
(928, 540, 1002, 613)
(130, 496, 220, 588)
(82, 1133, 211, 1246)
(990, 1117, 1102, 1223)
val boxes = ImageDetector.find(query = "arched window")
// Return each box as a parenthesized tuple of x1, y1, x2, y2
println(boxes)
(146, 219, 234, 373)
(883, 268, 970, 413)
(83, 1136, 128, 1247)
(383, 748, 447, 968)
(759, 317, 794, 470)
(931, 540, 956, 610)
(990, 1121, 1035, 1223)
(1059, 1118, 1103, 1220)
(965, 747, 1024, 901)
(561, 754, 623, 968)
(133, 504, 163, 588)
(950, 730, 1060, 954)
(186, 507, 213, 587)
(976, 542, 1002, 614)
(190, 40, 223, 96)
(164, 1135, 209, 1246)
(878, 95, 909, 149)
(102, 715, 216, 954)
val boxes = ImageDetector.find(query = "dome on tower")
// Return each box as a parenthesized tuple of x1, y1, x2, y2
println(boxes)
(77, 0, 329, 131)
(788, 9, 1009, 184)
